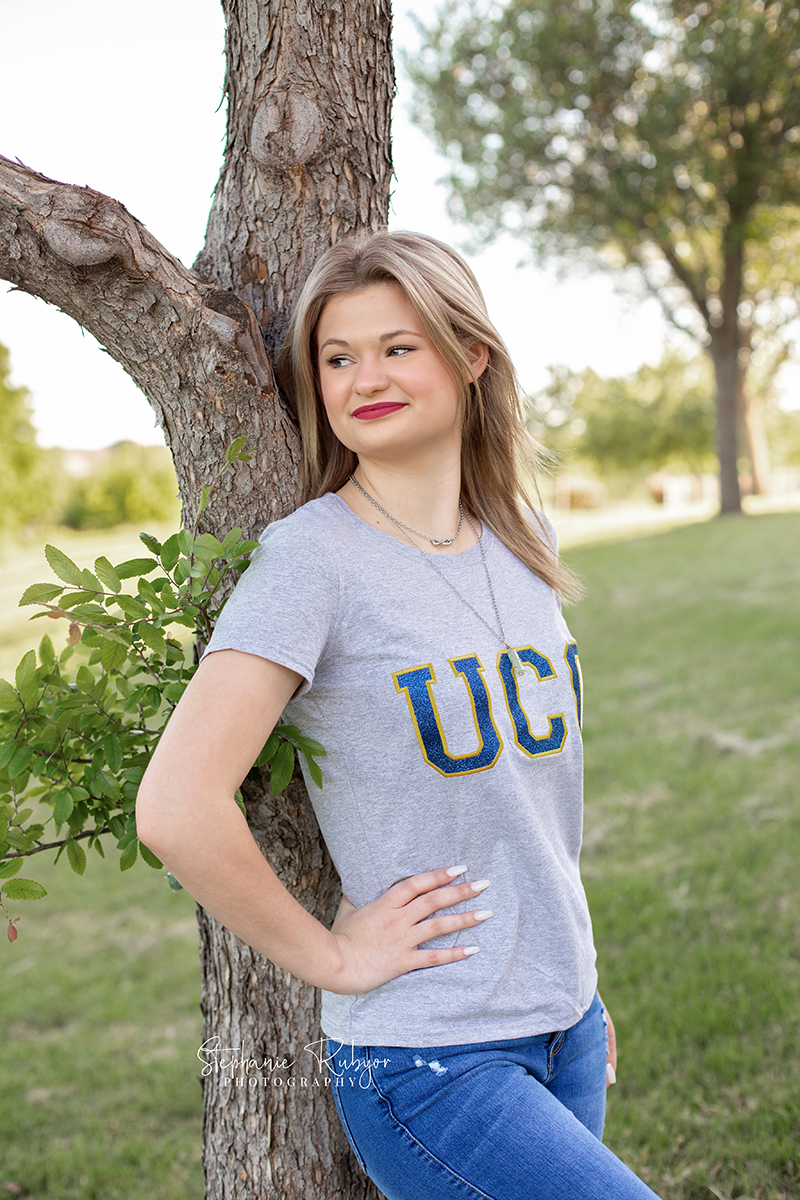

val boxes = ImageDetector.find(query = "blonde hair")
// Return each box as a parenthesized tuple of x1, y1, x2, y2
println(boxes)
(277, 230, 579, 600)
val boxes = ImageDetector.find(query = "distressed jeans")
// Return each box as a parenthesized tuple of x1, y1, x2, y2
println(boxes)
(327, 993, 661, 1199)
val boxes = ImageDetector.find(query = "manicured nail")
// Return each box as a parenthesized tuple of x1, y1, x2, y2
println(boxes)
(462, 946, 481, 956)
(471, 879, 490, 893)
(447, 864, 468, 877)
(606, 1063, 616, 1085)
(473, 910, 493, 922)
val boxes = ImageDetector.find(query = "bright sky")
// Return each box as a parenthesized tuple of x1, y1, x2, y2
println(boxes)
(0, 0, 679, 449)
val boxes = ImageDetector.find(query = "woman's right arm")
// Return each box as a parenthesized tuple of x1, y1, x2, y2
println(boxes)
(135, 649, 490, 994)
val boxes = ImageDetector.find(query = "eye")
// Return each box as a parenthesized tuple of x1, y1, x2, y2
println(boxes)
(387, 345, 414, 357)
(325, 354, 351, 369)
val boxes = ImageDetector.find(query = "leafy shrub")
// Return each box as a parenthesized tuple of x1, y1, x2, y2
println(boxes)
(0, 440, 323, 940)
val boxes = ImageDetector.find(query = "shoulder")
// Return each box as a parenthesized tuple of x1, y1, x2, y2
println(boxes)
(251, 494, 347, 563)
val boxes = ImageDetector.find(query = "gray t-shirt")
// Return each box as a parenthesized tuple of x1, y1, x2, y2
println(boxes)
(205, 493, 597, 1046)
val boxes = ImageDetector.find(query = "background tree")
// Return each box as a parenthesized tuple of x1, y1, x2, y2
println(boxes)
(0, 341, 55, 534)
(61, 442, 181, 530)
(0, 1, 393, 1197)
(408, 0, 800, 513)
(531, 348, 716, 475)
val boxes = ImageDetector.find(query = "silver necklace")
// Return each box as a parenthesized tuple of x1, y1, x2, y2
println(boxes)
(348, 476, 526, 678)
(349, 474, 464, 546)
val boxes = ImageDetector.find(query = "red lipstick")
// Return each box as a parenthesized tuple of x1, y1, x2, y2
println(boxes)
(352, 402, 407, 420)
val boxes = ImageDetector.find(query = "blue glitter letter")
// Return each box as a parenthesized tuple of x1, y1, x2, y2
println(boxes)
(564, 642, 583, 729)
(497, 647, 567, 759)
(393, 656, 502, 777)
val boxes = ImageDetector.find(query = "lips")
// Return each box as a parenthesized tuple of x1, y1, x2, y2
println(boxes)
(352, 402, 407, 420)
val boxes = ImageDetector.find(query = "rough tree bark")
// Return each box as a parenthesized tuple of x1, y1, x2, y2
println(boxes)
(0, 1, 393, 1196)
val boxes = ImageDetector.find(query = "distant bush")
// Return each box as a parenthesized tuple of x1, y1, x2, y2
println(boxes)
(0, 342, 56, 535)
(61, 442, 180, 530)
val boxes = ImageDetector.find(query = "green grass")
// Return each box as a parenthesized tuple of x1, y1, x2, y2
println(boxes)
(1, 513, 798, 1199)
(0, 849, 203, 1198)
(566, 512, 800, 1200)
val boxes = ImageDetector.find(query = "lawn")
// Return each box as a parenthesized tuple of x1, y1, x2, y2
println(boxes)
(567, 512, 800, 1200)
(1, 512, 798, 1199)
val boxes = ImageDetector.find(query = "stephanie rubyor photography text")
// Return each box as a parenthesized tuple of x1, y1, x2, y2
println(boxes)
(197, 1036, 389, 1092)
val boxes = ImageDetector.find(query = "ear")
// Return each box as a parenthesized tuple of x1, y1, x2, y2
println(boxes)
(467, 341, 490, 382)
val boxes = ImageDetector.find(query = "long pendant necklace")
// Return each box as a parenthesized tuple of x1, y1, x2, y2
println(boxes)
(348, 475, 526, 679)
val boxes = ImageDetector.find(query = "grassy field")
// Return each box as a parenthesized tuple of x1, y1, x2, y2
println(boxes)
(1, 512, 798, 1199)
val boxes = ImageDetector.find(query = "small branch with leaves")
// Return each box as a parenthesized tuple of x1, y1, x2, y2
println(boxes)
(0, 439, 324, 942)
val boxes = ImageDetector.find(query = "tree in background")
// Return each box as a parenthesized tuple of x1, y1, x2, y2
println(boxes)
(409, 0, 800, 513)
(0, 341, 53, 534)
(61, 442, 180, 530)
(531, 349, 716, 476)
(0, 1, 393, 1196)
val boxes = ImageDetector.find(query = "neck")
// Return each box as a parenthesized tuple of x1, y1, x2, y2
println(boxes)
(339, 449, 479, 553)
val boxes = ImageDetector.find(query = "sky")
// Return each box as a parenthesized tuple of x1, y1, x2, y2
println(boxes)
(0, 0, 704, 449)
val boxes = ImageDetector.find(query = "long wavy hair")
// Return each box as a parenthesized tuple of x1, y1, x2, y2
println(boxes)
(277, 230, 579, 600)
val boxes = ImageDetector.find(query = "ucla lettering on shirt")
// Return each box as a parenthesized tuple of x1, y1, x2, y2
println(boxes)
(393, 640, 583, 778)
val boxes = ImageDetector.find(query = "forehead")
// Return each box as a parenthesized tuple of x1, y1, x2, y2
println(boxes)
(316, 283, 421, 344)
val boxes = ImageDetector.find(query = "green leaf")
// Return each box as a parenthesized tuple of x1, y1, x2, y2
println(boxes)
(269, 740, 295, 795)
(138, 622, 168, 657)
(45, 544, 85, 587)
(139, 532, 163, 556)
(0, 741, 18, 770)
(0, 857, 22, 880)
(304, 753, 324, 790)
(119, 839, 138, 871)
(114, 594, 149, 621)
(196, 483, 212, 522)
(53, 789, 74, 828)
(225, 435, 249, 463)
(1, 878, 47, 900)
(7, 744, 33, 780)
(139, 843, 163, 870)
(38, 634, 56, 670)
(167, 871, 183, 891)
(221, 527, 244, 553)
(115, 557, 158, 580)
(177, 529, 193, 557)
(19, 583, 64, 606)
(67, 839, 87, 875)
(94, 557, 122, 593)
(76, 665, 95, 694)
(102, 734, 123, 774)
(78, 569, 102, 592)
(100, 638, 129, 672)
(0, 680, 19, 710)
(193, 533, 224, 559)
(160, 533, 181, 572)
(15, 650, 37, 693)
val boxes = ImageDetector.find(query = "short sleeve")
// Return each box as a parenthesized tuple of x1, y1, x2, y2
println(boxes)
(202, 510, 341, 697)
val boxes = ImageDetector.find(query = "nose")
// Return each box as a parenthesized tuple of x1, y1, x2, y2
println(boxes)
(353, 356, 390, 396)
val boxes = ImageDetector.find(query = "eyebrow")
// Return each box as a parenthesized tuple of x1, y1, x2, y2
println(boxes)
(318, 329, 423, 352)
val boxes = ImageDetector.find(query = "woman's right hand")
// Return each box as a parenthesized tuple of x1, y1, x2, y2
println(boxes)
(327, 866, 492, 995)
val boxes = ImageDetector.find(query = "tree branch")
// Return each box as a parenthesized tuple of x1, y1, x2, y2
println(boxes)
(0, 155, 300, 533)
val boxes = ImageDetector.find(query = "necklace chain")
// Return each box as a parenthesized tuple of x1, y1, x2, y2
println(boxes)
(347, 476, 525, 678)
(349, 474, 464, 546)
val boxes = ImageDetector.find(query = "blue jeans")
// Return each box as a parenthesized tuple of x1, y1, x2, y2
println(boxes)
(327, 993, 661, 1199)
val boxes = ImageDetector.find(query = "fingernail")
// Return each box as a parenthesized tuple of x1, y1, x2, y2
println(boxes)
(471, 879, 490, 893)
(473, 910, 493, 922)
(606, 1063, 616, 1085)
(463, 946, 481, 956)
(447, 864, 468, 877)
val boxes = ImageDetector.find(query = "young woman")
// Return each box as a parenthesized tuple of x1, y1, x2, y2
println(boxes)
(136, 231, 661, 1199)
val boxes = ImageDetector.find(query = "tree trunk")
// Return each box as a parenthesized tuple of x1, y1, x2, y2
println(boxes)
(0, 0, 394, 1195)
(739, 385, 772, 496)
(709, 246, 744, 515)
